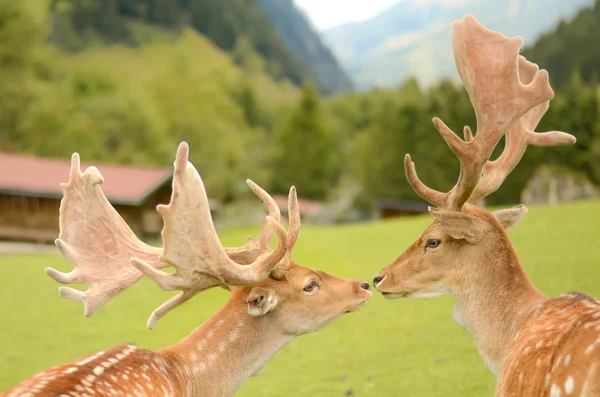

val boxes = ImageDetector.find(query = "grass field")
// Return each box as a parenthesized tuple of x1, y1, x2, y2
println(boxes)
(1, 200, 599, 396)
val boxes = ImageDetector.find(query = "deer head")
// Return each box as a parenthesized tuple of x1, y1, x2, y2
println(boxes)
(372, 15, 576, 301)
(46, 142, 371, 332)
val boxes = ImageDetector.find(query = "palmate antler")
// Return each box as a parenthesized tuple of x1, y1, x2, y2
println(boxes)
(46, 142, 293, 328)
(405, 15, 576, 210)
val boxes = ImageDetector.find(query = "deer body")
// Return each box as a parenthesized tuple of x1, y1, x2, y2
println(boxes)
(3, 142, 372, 396)
(371, 15, 591, 396)
(3, 290, 293, 397)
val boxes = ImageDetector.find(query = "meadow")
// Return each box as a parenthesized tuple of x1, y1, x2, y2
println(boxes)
(1, 200, 599, 396)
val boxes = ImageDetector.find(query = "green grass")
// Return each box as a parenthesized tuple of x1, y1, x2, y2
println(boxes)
(1, 200, 599, 396)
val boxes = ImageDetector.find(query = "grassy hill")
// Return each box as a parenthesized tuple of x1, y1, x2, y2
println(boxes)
(1, 200, 599, 396)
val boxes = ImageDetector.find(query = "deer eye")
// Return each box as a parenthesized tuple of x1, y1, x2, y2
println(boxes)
(426, 239, 441, 249)
(303, 280, 319, 294)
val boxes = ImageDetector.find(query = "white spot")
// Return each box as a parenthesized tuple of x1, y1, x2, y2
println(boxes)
(551, 383, 562, 397)
(122, 374, 128, 380)
(75, 385, 85, 391)
(545, 373, 551, 387)
(519, 373, 524, 383)
(207, 330, 214, 337)
(564, 354, 571, 366)
(142, 373, 151, 381)
(228, 330, 239, 343)
(115, 354, 125, 360)
(564, 377, 574, 395)
(554, 356, 563, 370)
(524, 346, 531, 354)
(108, 358, 118, 364)
(92, 366, 104, 376)
(216, 319, 224, 326)
(64, 367, 78, 374)
(536, 358, 542, 367)
(586, 344, 595, 354)
(536, 341, 543, 349)
(76, 355, 98, 366)
(110, 375, 117, 382)
(208, 353, 217, 362)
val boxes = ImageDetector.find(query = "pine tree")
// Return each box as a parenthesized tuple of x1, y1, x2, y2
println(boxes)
(271, 82, 336, 200)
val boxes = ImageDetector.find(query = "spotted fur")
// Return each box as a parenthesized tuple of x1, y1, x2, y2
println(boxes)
(497, 293, 600, 397)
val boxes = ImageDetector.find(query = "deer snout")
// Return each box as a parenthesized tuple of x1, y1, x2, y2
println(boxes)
(373, 274, 385, 288)
(360, 282, 371, 291)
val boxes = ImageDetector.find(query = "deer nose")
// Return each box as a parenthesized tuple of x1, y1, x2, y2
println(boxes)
(360, 282, 371, 291)
(373, 275, 385, 287)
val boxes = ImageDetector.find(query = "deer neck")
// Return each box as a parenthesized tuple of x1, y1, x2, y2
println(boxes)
(157, 291, 294, 397)
(450, 233, 547, 377)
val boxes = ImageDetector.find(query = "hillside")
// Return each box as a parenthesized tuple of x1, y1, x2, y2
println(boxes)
(522, 0, 600, 89)
(323, 0, 595, 89)
(2, 200, 600, 395)
(47, 0, 349, 95)
(255, 0, 353, 94)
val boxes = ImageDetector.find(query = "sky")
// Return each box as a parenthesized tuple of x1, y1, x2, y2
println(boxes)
(293, 0, 401, 31)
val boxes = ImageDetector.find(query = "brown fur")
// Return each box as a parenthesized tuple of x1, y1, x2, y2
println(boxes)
(497, 293, 600, 396)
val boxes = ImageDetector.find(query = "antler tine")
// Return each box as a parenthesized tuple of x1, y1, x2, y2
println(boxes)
(404, 154, 447, 207)
(45, 153, 164, 317)
(468, 56, 577, 202)
(271, 186, 301, 280)
(224, 179, 282, 265)
(405, 15, 557, 210)
(132, 142, 289, 328)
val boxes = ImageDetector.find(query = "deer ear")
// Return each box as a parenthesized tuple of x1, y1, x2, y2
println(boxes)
(492, 205, 528, 230)
(247, 286, 279, 317)
(429, 207, 485, 244)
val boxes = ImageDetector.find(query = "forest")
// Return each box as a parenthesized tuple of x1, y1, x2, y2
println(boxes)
(1, 0, 599, 213)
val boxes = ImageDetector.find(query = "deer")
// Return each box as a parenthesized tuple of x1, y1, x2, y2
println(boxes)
(3, 142, 372, 397)
(371, 15, 600, 397)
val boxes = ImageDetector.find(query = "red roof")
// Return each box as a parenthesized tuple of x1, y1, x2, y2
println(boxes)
(271, 195, 325, 216)
(0, 152, 172, 205)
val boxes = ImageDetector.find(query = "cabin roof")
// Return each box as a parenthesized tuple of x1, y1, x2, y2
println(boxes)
(0, 152, 172, 205)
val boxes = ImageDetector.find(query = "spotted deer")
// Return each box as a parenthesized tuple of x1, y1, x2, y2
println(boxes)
(371, 15, 598, 397)
(3, 142, 372, 397)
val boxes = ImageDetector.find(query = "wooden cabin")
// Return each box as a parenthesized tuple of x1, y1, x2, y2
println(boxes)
(376, 198, 429, 219)
(0, 153, 174, 243)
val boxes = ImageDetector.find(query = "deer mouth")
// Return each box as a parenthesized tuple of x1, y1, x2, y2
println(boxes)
(381, 292, 409, 299)
(345, 301, 367, 313)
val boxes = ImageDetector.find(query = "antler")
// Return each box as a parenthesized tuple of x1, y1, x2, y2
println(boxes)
(405, 15, 576, 210)
(224, 180, 282, 264)
(45, 153, 165, 317)
(46, 142, 289, 329)
(224, 184, 301, 280)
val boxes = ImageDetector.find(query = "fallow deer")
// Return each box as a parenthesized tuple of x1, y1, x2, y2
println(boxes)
(3, 142, 372, 397)
(371, 15, 598, 397)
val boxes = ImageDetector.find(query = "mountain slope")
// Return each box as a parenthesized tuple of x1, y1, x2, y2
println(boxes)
(48, 0, 315, 91)
(48, 0, 350, 94)
(522, 0, 600, 89)
(323, 0, 595, 89)
(255, 0, 353, 94)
